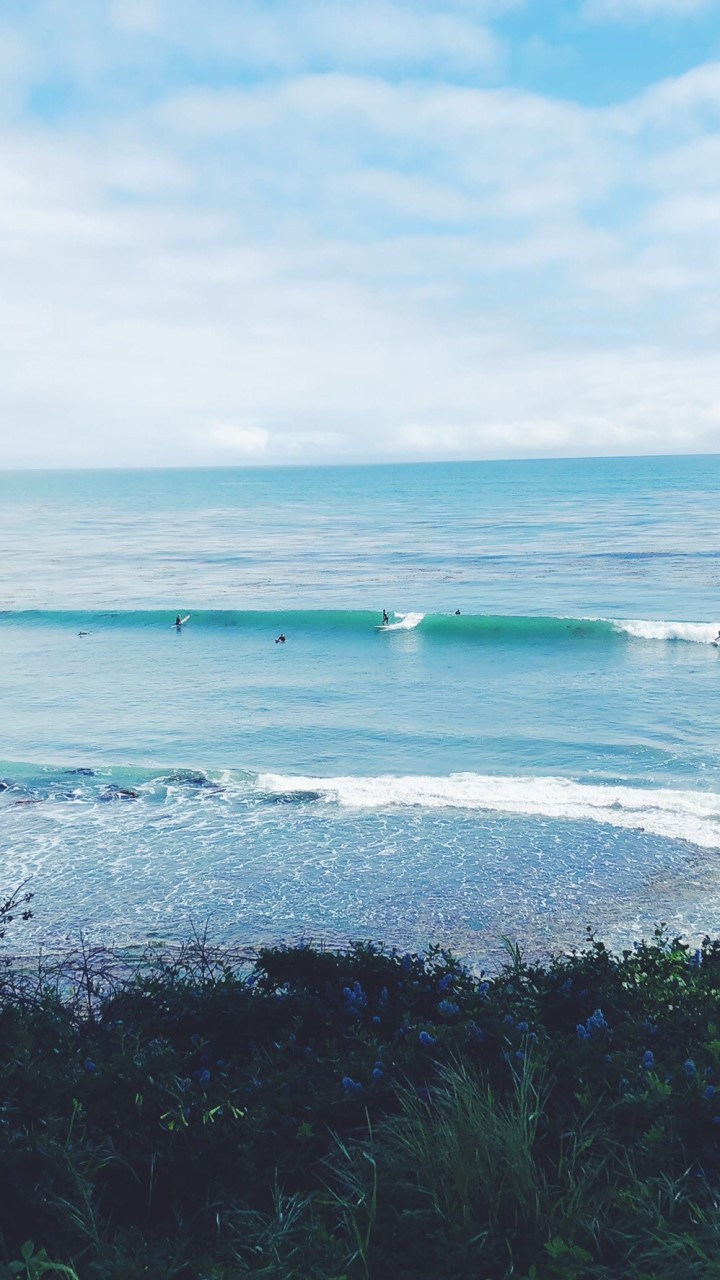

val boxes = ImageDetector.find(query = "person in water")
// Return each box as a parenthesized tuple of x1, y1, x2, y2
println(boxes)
(175, 614, 182, 626)
(382, 610, 389, 625)
(454, 609, 461, 616)
(275, 633, 286, 643)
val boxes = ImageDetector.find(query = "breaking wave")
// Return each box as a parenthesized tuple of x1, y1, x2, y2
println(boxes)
(1, 610, 719, 645)
(256, 771, 720, 848)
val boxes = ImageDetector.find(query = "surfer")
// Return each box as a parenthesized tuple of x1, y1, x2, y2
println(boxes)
(175, 615, 182, 627)
(382, 610, 389, 626)
(275, 633, 286, 644)
(454, 609, 461, 616)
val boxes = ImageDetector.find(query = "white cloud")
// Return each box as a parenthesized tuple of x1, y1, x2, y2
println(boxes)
(1, 12, 720, 465)
(206, 425, 271, 456)
(11, 0, 510, 87)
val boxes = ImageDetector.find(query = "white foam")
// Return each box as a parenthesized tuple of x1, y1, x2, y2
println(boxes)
(613, 619, 719, 644)
(383, 612, 425, 631)
(256, 771, 720, 848)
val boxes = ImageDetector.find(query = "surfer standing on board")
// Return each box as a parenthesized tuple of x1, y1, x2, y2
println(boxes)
(382, 610, 389, 626)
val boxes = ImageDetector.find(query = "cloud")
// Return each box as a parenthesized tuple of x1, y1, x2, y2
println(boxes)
(8, 0, 510, 93)
(206, 425, 271, 457)
(1, 7, 720, 465)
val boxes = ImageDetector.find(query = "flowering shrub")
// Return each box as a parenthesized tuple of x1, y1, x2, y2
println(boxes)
(2, 929, 720, 1276)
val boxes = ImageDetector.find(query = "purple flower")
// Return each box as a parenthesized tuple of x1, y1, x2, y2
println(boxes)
(342, 981, 368, 1015)
(705, 1085, 716, 1100)
(84, 1058, 96, 1073)
(342, 1076, 363, 1096)
(477, 982, 489, 999)
(372, 1067, 384, 1082)
(684, 1059, 697, 1077)
(419, 1031, 437, 1046)
(689, 949, 703, 968)
(643, 1050, 655, 1070)
(198, 1069, 211, 1087)
(438, 1000, 460, 1017)
(372, 1015, 381, 1026)
(577, 1009, 610, 1042)
(438, 973, 454, 992)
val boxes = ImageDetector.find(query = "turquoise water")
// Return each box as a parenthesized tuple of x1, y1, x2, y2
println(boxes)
(1, 456, 720, 961)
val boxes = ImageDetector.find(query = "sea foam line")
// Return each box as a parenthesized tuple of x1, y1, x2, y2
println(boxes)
(256, 772, 720, 848)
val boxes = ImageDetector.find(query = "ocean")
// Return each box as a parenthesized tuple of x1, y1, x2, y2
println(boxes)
(2, 455, 720, 964)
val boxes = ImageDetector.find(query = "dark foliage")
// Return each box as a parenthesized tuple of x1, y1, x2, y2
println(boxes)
(2, 928, 720, 1276)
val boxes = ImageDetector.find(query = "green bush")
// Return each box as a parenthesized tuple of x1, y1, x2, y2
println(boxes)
(2, 929, 720, 1277)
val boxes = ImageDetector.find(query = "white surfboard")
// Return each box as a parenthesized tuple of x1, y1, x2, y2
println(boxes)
(173, 615, 191, 627)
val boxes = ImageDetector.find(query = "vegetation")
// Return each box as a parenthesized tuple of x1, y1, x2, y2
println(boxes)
(3, 915, 720, 1278)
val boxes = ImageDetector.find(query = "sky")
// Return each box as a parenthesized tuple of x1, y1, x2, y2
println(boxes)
(1, 0, 720, 467)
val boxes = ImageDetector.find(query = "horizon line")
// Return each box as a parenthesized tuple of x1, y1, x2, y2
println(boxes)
(2, 448, 720, 476)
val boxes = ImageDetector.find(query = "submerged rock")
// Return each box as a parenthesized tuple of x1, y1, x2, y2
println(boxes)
(99, 785, 140, 802)
(161, 771, 224, 792)
(261, 790, 323, 805)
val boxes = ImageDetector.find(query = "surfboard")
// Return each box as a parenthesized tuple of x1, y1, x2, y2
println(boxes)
(173, 615, 191, 627)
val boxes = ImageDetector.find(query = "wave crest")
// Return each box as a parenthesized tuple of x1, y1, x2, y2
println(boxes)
(256, 771, 720, 848)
